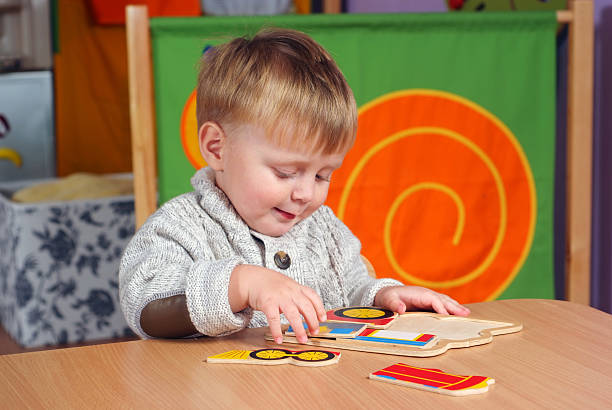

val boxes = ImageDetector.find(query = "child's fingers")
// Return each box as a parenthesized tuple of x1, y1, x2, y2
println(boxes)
(378, 285, 470, 316)
(387, 298, 406, 314)
(263, 306, 283, 344)
(430, 297, 450, 315)
(302, 287, 327, 322)
(282, 304, 309, 344)
(443, 296, 470, 316)
(296, 297, 320, 336)
(449, 304, 470, 316)
(374, 287, 406, 313)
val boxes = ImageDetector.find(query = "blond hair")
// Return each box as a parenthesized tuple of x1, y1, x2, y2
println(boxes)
(196, 27, 357, 154)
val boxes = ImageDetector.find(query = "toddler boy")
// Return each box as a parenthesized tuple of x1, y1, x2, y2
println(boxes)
(119, 28, 469, 344)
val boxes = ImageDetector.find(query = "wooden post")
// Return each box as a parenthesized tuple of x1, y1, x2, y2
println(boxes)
(323, 0, 341, 14)
(126, 5, 157, 229)
(565, 0, 594, 304)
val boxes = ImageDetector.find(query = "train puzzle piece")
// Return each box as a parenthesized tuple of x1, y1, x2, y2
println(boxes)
(369, 363, 495, 396)
(285, 306, 401, 337)
(325, 306, 398, 329)
(270, 306, 522, 357)
(206, 348, 341, 367)
(287, 321, 438, 347)
(286, 321, 367, 338)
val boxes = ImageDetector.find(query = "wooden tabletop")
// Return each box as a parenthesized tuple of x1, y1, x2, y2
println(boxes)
(2, 299, 611, 409)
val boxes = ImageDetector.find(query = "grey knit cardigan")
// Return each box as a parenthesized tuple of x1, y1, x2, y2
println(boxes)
(119, 167, 402, 338)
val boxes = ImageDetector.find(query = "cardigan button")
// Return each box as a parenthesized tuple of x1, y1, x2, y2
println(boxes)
(274, 251, 291, 270)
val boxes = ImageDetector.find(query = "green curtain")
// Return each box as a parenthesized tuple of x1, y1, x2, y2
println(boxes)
(150, 12, 556, 302)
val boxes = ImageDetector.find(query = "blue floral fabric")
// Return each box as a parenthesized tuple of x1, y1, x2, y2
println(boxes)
(0, 188, 135, 347)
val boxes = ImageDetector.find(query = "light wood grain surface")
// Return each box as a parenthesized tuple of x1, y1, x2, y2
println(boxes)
(2, 299, 611, 409)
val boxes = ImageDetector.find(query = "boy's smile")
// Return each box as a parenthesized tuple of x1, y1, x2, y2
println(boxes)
(274, 208, 296, 220)
(212, 124, 347, 237)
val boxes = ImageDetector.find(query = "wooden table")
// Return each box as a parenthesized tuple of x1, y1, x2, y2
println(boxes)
(2, 299, 611, 409)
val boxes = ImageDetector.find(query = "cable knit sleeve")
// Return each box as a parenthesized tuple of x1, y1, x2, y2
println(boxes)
(315, 206, 403, 306)
(118, 195, 252, 339)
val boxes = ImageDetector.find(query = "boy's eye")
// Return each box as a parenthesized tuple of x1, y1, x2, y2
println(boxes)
(316, 174, 331, 182)
(274, 168, 296, 179)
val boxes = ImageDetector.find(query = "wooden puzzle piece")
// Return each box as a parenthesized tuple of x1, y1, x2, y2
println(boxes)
(286, 321, 366, 338)
(206, 348, 340, 367)
(326, 306, 398, 329)
(354, 329, 437, 347)
(269, 311, 522, 357)
(280, 325, 438, 349)
(369, 363, 494, 396)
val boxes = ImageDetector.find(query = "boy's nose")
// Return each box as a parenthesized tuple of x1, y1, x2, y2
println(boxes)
(291, 180, 314, 203)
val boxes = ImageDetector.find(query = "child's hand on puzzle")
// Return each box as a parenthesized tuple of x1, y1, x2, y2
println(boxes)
(229, 265, 327, 344)
(374, 286, 470, 316)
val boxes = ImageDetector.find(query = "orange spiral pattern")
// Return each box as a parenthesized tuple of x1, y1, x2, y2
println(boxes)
(180, 89, 206, 169)
(326, 90, 536, 303)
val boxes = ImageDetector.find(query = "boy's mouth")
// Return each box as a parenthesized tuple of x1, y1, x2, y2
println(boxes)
(274, 207, 296, 220)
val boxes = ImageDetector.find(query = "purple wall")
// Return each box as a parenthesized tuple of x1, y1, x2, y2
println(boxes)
(346, 0, 447, 13)
(592, 0, 612, 313)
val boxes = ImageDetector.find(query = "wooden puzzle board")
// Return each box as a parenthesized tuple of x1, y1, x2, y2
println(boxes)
(269, 312, 522, 357)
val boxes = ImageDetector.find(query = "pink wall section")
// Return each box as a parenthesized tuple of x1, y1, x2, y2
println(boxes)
(591, 0, 612, 313)
(347, 0, 447, 13)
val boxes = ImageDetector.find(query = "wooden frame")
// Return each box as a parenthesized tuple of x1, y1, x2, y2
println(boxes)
(126, 1, 594, 304)
(126, 6, 157, 231)
(563, 0, 594, 305)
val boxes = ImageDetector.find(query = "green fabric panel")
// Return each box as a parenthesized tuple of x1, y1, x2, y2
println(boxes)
(151, 11, 556, 300)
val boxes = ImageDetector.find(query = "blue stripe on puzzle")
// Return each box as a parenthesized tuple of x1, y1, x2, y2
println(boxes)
(329, 327, 355, 334)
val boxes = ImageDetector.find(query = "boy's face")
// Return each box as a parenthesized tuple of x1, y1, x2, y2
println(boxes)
(215, 125, 347, 237)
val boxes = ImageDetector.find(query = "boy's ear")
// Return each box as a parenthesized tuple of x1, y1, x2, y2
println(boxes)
(198, 121, 226, 171)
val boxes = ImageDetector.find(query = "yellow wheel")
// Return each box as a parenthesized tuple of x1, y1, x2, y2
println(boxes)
(249, 349, 292, 361)
(343, 308, 385, 318)
(294, 350, 336, 363)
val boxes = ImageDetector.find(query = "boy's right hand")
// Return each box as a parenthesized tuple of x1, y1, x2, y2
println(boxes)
(228, 264, 327, 344)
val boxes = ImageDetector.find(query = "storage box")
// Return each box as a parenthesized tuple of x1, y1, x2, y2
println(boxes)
(0, 177, 135, 347)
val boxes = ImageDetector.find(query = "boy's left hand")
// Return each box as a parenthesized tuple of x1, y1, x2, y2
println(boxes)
(374, 286, 470, 316)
